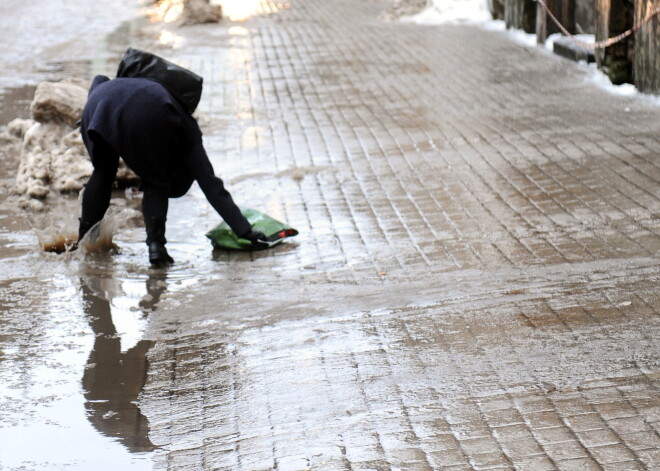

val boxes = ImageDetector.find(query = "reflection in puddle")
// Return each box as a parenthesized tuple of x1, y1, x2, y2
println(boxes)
(79, 270, 169, 454)
(0, 272, 158, 469)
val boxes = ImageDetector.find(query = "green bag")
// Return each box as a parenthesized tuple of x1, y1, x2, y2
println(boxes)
(206, 208, 298, 250)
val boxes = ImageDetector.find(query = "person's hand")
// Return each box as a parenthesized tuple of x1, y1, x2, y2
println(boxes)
(241, 229, 270, 249)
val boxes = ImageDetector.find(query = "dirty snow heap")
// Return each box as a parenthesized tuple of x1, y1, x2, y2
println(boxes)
(181, 0, 222, 25)
(12, 79, 136, 200)
(13, 79, 92, 199)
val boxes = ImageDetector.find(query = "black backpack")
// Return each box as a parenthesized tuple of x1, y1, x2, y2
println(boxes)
(116, 47, 203, 114)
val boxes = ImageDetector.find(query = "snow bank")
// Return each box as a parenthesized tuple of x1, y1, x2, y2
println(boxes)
(584, 64, 660, 102)
(30, 80, 88, 128)
(12, 79, 137, 200)
(182, 0, 222, 25)
(14, 79, 92, 198)
(15, 120, 91, 198)
(402, 0, 491, 24)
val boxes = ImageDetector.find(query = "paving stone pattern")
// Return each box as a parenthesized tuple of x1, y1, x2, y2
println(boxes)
(141, 0, 660, 469)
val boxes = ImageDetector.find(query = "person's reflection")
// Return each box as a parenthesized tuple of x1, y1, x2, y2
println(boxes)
(80, 271, 168, 452)
(138, 272, 168, 313)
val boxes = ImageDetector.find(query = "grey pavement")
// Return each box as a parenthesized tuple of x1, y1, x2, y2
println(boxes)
(138, 0, 660, 469)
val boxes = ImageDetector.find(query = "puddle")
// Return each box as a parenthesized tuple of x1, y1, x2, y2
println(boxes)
(0, 219, 184, 467)
(80, 274, 160, 454)
(0, 1, 304, 467)
(0, 197, 225, 468)
(0, 271, 157, 470)
(0, 1, 171, 469)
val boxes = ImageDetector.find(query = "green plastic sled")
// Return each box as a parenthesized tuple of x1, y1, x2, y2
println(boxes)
(206, 208, 298, 250)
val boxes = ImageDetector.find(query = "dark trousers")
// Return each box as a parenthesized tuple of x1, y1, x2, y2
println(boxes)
(81, 133, 170, 243)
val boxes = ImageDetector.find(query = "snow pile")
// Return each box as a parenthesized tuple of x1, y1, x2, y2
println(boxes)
(181, 0, 222, 25)
(30, 80, 89, 128)
(11, 79, 137, 200)
(14, 79, 93, 199)
(16, 122, 91, 198)
(402, 0, 491, 24)
(585, 65, 645, 98)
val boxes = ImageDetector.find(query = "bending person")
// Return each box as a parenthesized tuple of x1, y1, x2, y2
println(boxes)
(78, 75, 267, 265)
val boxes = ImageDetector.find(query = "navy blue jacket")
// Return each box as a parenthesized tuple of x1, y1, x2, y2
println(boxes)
(80, 76, 251, 236)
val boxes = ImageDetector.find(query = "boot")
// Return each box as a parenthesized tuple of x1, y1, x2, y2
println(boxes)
(145, 217, 174, 265)
(148, 242, 174, 265)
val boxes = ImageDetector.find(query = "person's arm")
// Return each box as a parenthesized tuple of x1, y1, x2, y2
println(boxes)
(186, 141, 252, 236)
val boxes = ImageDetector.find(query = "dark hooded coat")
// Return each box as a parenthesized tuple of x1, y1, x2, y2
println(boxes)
(79, 75, 250, 236)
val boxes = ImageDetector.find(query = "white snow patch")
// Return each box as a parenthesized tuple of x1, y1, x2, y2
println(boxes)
(544, 33, 595, 52)
(505, 25, 538, 47)
(571, 34, 595, 45)
(402, 0, 492, 24)
(544, 32, 563, 50)
(584, 64, 654, 99)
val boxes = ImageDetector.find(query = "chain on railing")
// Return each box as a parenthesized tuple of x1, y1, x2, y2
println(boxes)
(536, 0, 660, 50)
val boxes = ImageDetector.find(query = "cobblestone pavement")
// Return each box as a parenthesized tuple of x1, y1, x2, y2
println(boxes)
(139, 0, 660, 469)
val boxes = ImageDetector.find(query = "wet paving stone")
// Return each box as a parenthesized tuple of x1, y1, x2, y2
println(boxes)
(131, 0, 660, 469)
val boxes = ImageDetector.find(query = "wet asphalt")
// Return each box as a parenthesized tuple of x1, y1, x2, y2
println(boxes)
(1, 0, 660, 469)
